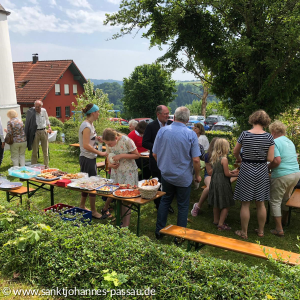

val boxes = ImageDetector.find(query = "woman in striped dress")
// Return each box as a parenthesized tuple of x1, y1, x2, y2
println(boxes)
(233, 110, 275, 239)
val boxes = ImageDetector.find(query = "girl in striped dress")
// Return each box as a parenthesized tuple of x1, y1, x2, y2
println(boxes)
(233, 110, 275, 239)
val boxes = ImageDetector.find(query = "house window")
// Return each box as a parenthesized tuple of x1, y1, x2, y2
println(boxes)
(55, 84, 60, 95)
(64, 84, 69, 95)
(73, 84, 77, 95)
(56, 107, 61, 118)
(65, 106, 70, 117)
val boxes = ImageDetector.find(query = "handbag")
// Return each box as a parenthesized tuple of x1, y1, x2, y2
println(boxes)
(5, 133, 14, 145)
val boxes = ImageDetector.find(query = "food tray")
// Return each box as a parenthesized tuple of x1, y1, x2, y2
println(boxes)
(140, 151, 149, 156)
(35, 176, 60, 181)
(8, 166, 41, 179)
(62, 207, 92, 224)
(40, 168, 59, 174)
(95, 184, 119, 195)
(113, 189, 141, 198)
(0, 182, 23, 190)
(44, 203, 74, 214)
(28, 164, 45, 170)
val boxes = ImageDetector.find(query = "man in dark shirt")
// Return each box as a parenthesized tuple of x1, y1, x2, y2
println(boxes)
(142, 105, 174, 213)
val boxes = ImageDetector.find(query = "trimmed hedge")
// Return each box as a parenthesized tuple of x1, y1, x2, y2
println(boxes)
(64, 119, 79, 144)
(49, 117, 64, 129)
(206, 130, 237, 150)
(0, 205, 299, 299)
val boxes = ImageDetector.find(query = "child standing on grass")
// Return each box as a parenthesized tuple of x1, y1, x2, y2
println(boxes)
(208, 138, 239, 231)
(102, 128, 140, 227)
(191, 137, 219, 216)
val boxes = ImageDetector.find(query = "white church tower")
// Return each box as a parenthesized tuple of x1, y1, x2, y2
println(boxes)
(0, 4, 20, 128)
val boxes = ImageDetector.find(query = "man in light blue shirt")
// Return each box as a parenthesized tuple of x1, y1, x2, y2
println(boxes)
(153, 106, 201, 240)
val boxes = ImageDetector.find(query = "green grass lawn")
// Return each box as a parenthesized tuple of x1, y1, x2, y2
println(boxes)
(0, 142, 300, 289)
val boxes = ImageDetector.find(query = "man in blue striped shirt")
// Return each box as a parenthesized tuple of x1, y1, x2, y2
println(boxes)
(153, 106, 202, 240)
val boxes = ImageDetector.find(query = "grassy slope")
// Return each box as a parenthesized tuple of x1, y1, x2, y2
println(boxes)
(0, 142, 299, 296)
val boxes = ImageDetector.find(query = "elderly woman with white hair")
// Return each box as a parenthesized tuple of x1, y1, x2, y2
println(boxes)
(128, 119, 138, 132)
(6, 109, 27, 166)
(268, 120, 300, 237)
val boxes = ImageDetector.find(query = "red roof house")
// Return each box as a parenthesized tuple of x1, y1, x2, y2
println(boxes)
(13, 55, 87, 122)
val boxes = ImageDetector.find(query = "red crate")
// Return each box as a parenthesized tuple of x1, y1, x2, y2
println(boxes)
(44, 203, 74, 213)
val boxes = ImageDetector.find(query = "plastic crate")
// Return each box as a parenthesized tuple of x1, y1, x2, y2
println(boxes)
(44, 203, 74, 214)
(62, 207, 92, 224)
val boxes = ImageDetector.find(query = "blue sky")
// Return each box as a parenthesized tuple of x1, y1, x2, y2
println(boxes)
(2, 0, 196, 81)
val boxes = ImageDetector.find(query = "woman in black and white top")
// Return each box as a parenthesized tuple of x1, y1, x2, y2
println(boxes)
(233, 110, 274, 239)
(78, 103, 107, 219)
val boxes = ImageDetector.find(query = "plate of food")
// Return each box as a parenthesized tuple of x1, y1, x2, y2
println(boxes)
(61, 173, 87, 180)
(113, 189, 141, 198)
(115, 183, 138, 190)
(140, 151, 150, 156)
(0, 182, 23, 190)
(40, 168, 59, 174)
(95, 184, 119, 194)
(35, 173, 60, 181)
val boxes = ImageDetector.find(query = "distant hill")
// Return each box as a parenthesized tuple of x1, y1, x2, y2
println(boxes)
(89, 79, 123, 86)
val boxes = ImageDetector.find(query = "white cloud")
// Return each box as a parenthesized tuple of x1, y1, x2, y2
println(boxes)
(49, 0, 57, 6)
(28, 0, 39, 4)
(7, 6, 117, 34)
(1, 0, 16, 10)
(8, 6, 71, 34)
(66, 0, 91, 9)
(107, 0, 121, 4)
(65, 9, 113, 33)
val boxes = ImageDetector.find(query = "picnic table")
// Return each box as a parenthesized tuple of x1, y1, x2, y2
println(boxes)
(3, 177, 165, 236)
(70, 143, 150, 179)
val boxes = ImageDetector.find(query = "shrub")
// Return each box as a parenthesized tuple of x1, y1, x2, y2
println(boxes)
(49, 117, 64, 129)
(206, 130, 237, 150)
(64, 119, 79, 144)
(118, 125, 130, 135)
(0, 205, 300, 300)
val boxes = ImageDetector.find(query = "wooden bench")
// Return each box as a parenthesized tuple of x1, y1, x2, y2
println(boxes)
(160, 225, 300, 265)
(96, 161, 106, 174)
(6, 186, 36, 204)
(286, 188, 300, 226)
(97, 158, 110, 178)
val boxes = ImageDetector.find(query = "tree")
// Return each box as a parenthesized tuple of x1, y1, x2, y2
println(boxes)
(72, 80, 118, 134)
(121, 63, 176, 119)
(186, 100, 203, 115)
(95, 82, 124, 110)
(105, 0, 300, 129)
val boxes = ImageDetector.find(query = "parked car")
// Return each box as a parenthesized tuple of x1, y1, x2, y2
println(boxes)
(204, 115, 226, 129)
(186, 119, 210, 131)
(109, 118, 129, 126)
(211, 121, 236, 132)
(134, 118, 153, 124)
(191, 115, 205, 121)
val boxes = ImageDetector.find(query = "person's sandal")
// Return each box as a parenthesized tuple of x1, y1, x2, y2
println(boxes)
(218, 224, 231, 231)
(255, 229, 264, 237)
(191, 203, 200, 217)
(270, 229, 284, 237)
(101, 209, 114, 219)
(235, 230, 248, 240)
